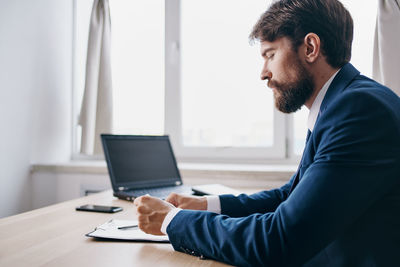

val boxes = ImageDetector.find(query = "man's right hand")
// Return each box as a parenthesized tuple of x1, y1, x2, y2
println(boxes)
(165, 193, 207, 210)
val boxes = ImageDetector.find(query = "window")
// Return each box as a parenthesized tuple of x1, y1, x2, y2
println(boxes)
(73, 0, 378, 162)
(110, 0, 165, 136)
(73, 0, 165, 153)
(181, 0, 274, 148)
(165, 0, 285, 161)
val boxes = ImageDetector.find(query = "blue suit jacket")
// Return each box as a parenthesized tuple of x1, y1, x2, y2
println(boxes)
(167, 63, 400, 266)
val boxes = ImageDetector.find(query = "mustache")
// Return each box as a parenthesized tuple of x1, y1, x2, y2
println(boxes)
(268, 80, 282, 90)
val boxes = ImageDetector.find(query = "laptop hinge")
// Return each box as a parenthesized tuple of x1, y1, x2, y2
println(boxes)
(118, 181, 181, 192)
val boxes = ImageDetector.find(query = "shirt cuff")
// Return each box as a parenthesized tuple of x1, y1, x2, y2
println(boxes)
(206, 195, 221, 214)
(160, 208, 182, 235)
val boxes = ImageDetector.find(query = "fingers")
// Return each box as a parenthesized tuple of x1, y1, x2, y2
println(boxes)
(137, 205, 152, 214)
(137, 211, 165, 236)
(136, 200, 151, 233)
(137, 216, 151, 234)
(134, 196, 155, 216)
(166, 193, 194, 209)
(138, 214, 149, 224)
(133, 195, 151, 206)
(134, 195, 171, 236)
(165, 193, 207, 210)
(165, 193, 179, 206)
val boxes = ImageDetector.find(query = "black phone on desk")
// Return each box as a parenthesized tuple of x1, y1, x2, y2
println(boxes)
(76, 204, 123, 213)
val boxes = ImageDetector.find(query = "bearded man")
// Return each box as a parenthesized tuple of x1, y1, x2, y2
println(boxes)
(134, 0, 400, 266)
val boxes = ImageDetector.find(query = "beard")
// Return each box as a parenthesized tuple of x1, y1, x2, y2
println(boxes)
(268, 58, 314, 113)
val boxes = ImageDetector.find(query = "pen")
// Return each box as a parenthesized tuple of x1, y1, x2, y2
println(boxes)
(118, 225, 138, 230)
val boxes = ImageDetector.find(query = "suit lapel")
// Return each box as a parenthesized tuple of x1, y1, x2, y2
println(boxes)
(288, 63, 360, 194)
(318, 63, 360, 117)
(289, 129, 312, 193)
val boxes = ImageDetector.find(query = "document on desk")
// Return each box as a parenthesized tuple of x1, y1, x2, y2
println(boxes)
(86, 219, 169, 243)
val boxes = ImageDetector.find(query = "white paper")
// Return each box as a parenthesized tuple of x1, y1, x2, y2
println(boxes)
(87, 219, 169, 242)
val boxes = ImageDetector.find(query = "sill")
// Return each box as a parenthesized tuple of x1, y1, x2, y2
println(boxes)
(30, 160, 296, 188)
(31, 160, 109, 174)
(31, 160, 297, 175)
(31, 160, 298, 191)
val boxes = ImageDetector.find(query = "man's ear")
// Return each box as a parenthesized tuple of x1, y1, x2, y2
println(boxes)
(302, 33, 321, 63)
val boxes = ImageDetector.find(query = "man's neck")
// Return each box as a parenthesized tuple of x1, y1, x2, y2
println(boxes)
(305, 65, 339, 109)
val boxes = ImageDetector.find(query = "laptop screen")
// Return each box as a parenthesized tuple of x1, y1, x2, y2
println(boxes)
(101, 135, 182, 190)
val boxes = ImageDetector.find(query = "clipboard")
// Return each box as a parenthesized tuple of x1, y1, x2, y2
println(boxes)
(86, 219, 169, 243)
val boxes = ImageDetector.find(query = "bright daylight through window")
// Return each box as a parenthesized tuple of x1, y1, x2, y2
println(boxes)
(181, 0, 273, 148)
(74, 0, 377, 161)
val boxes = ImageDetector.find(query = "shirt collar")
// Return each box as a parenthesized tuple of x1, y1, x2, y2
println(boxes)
(307, 69, 340, 132)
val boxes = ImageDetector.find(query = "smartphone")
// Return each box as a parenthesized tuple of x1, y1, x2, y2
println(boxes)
(76, 204, 123, 213)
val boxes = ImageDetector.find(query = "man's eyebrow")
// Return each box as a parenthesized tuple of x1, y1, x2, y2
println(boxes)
(261, 48, 275, 57)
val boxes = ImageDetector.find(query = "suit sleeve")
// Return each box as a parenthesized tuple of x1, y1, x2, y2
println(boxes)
(218, 174, 295, 217)
(166, 91, 400, 267)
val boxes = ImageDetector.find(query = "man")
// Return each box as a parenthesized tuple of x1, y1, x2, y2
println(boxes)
(134, 0, 400, 266)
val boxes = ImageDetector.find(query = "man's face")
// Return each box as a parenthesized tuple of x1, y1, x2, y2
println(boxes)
(260, 37, 314, 113)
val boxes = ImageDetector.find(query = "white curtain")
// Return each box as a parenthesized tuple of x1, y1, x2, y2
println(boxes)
(79, 0, 113, 155)
(373, 0, 400, 96)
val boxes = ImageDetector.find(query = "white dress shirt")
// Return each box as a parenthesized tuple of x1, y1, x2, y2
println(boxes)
(307, 70, 339, 131)
(160, 70, 340, 235)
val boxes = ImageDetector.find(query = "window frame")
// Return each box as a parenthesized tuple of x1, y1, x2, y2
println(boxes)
(70, 0, 306, 164)
(164, 0, 289, 162)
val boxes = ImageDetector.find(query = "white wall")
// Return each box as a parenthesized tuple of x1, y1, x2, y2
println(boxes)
(32, 171, 111, 209)
(0, 0, 73, 218)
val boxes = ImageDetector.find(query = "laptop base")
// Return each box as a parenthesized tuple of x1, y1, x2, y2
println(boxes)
(114, 185, 194, 201)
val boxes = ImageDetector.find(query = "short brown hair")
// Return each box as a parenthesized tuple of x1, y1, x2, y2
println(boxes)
(250, 0, 353, 68)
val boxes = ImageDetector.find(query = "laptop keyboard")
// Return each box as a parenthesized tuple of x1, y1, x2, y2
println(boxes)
(129, 185, 193, 199)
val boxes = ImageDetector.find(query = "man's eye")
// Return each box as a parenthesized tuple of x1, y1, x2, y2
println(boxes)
(267, 53, 274, 59)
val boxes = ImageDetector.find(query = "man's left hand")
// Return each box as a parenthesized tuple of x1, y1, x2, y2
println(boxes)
(133, 195, 175, 235)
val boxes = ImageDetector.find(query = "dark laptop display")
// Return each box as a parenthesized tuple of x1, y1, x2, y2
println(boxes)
(101, 134, 192, 201)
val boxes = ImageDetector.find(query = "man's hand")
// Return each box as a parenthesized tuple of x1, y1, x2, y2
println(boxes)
(133, 195, 174, 236)
(166, 193, 207, 210)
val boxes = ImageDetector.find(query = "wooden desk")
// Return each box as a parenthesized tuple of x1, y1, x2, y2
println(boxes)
(0, 191, 230, 267)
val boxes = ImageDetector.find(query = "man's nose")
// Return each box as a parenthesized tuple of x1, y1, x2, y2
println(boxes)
(261, 70, 272, 81)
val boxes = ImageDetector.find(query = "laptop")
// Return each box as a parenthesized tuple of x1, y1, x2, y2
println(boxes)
(101, 134, 193, 201)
